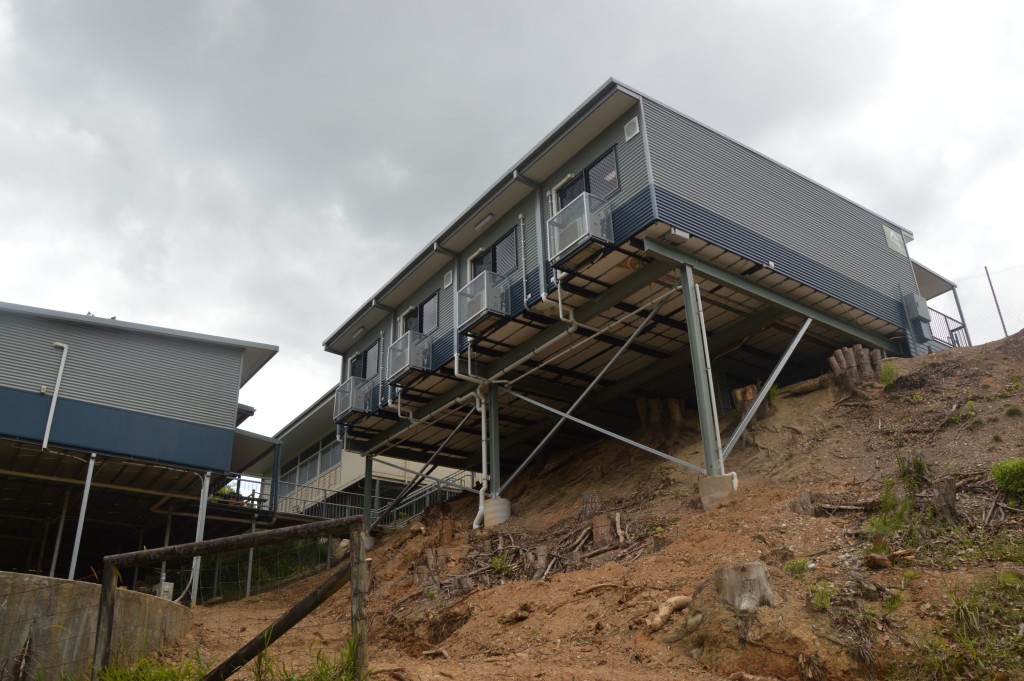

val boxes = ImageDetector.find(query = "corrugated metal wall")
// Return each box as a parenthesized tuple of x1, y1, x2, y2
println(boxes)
(0, 312, 242, 429)
(643, 99, 921, 332)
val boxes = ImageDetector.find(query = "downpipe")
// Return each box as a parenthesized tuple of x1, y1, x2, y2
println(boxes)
(42, 341, 69, 451)
(472, 386, 489, 530)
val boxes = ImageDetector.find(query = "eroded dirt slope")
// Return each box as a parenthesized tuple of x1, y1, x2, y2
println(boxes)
(166, 333, 1024, 680)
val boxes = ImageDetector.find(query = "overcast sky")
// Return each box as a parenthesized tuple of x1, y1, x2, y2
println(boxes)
(1, 1, 1021, 436)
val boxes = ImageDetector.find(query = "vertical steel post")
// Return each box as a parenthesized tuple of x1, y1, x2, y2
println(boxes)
(245, 515, 256, 598)
(487, 387, 501, 497)
(362, 455, 373, 525)
(952, 287, 972, 346)
(49, 488, 70, 577)
(682, 266, 723, 476)
(985, 266, 1009, 338)
(68, 452, 96, 580)
(160, 512, 172, 586)
(132, 526, 144, 589)
(190, 472, 211, 607)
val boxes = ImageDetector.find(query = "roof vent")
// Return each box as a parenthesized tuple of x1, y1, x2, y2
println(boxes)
(624, 117, 639, 141)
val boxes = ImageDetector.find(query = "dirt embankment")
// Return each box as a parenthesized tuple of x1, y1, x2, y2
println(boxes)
(167, 333, 1024, 681)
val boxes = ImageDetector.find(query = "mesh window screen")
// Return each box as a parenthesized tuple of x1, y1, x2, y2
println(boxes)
(421, 292, 439, 333)
(403, 309, 419, 334)
(471, 251, 492, 278)
(587, 148, 619, 199)
(494, 228, 518, 275)
(557, 175, 586, 208)
(364, 340, 380, 378)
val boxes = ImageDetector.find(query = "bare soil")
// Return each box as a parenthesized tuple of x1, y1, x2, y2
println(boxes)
(164, 333, 1024, 680)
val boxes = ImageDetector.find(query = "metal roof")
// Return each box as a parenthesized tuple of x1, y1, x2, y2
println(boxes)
(0, 300, 278, 387)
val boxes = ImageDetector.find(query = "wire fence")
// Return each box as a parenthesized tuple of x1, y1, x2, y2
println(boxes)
(928, 264, 1023, 346)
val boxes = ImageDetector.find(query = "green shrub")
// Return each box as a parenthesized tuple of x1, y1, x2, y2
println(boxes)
(808, 580, 838, 611)
(1006, 405, 1022, 417)
(783, 558, 809, 578)
(879, 362, 899, 388)
(991, 457, 1024, 501)
(490, 553, 514, 578)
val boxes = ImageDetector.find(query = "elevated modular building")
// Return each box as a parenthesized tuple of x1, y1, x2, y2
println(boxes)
(312, 79, 970, 525)
(0, 300, 279, 579)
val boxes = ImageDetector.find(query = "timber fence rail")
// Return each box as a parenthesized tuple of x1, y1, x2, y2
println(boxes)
(91, 516, 368, 681)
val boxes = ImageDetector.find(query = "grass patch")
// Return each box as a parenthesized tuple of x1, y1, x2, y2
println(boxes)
(896, 454, 929, 493)
(1005, 405, 1022, 417)
(808, 580, 838, 612)
(98, 637, 367, 681)
(490, 553, 514, 578)
(783, 558, 809, 578)
(897, 573, 1024, 680)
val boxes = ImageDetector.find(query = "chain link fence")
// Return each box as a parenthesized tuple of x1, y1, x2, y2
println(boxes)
(929, 264, 1023, 346)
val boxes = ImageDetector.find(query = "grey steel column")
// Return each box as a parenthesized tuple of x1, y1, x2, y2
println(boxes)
(362, 455, 373, 524)
(190, 472, 211, 607)
(132, 526, 144, 589)
(985, 266, 1009, 338)
(682, 266, 723, 477)
(68, 452, 97, 580)
(487, 387, 501, 497)
(245, 515, 256, 598)
(49, 488, 70, 577)
(160, 512, 172, 585)
(952, 287, 972, 346)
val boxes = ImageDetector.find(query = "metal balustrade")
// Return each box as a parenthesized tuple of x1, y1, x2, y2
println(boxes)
(547, 192, 614, 267)
(457, 270, 511, 331)
(929, 307, 970, 347)
(388, 330, 433, 384)
(334, 376, 372, 420)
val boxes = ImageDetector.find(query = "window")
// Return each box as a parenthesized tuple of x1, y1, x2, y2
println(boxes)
(350, 338, 380, 379)
(883, 224, 908, 256)
(471, 226, 518, 279)
(403, 291, 439, 335)
(557, 147, 620, 209)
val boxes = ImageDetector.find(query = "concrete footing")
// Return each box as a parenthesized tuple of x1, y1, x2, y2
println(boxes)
(698, 472, 739, 510)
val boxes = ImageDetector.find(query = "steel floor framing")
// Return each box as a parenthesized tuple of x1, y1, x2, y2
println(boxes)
(342, 223, 905, 486)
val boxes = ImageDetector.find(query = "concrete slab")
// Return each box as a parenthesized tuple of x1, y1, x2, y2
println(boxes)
(699, 472, 739, 510)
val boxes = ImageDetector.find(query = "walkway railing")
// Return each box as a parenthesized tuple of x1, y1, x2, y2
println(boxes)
(929, 307, 969, 347)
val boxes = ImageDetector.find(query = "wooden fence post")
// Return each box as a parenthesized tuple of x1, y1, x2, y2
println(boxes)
(91, 559, 118, 679)
(350, 524, 368, 677)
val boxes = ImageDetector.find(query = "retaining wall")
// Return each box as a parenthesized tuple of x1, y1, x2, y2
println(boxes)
(0, 572, 191, 680)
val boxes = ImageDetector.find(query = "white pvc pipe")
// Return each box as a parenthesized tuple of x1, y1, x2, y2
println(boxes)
(42, 342, 69, 450)
(472, 388, 489, 529)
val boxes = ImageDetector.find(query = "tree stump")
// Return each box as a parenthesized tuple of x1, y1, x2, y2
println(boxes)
(580, 490, 604, 519)
(931, 477, 961, 524)
(714, 562, 776, 616)
(592, 513, 616, 548)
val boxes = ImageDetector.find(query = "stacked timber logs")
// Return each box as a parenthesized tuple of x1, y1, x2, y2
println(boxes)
(828, 344, 885, 388)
